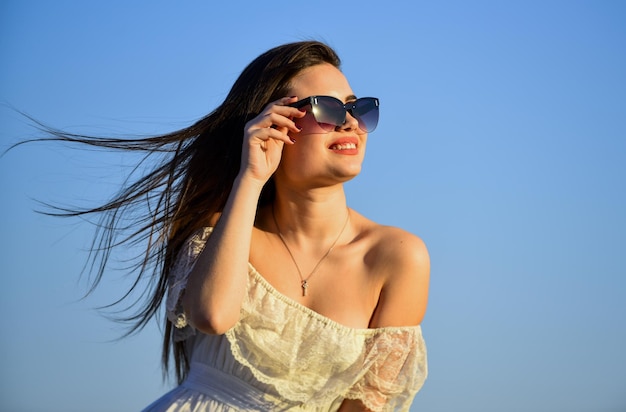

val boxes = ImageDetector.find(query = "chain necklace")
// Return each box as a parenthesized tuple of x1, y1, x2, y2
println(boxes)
(272, 205, 350, 297)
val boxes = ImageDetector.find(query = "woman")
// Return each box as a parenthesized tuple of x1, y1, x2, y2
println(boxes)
(29, 41, 429, 411)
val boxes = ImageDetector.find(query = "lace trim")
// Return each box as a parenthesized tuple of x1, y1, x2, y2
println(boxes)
(249, 264, 423, 336)
(342, 324, 428, 411)
(166, 227, 213, 341)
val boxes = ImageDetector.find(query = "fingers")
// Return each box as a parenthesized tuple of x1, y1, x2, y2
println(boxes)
(265, 96, 307, 128)
(249, 126, 294, 147)
(245, 97, 305, 144)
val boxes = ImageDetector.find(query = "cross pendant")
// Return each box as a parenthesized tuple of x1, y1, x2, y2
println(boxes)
(301, 280, 308, 296)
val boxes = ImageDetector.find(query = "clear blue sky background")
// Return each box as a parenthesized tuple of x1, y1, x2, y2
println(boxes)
(1, 1, 625, 411)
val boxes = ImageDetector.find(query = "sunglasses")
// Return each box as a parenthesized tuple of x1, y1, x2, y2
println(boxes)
(289, 96, 380, 133)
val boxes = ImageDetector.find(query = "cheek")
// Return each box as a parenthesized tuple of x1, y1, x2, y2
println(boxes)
(281, 134, 322, 169)
(277, 146, 312, 180)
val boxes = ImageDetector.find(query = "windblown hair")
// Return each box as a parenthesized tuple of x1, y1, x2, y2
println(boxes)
(19, 41, 341, 382)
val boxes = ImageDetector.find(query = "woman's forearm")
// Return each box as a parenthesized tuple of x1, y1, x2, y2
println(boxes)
(182, 174, 264, 334)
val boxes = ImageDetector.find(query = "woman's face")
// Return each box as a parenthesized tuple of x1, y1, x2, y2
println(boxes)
(276, 63, 368, 188)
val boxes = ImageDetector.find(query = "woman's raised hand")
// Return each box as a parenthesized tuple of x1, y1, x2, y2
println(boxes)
(239, 96, 304, 184)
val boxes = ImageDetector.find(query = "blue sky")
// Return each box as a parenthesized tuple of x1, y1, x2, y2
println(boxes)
(1, 1, 625, 411)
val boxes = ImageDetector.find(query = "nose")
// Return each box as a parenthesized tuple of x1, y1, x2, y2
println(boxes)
(337, 111, 359, 131)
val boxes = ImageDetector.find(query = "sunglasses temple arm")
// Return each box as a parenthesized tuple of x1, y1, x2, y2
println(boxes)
(288, 99, 311, 109)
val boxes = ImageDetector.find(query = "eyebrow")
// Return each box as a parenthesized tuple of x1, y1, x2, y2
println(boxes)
(346, 94, 358, 102)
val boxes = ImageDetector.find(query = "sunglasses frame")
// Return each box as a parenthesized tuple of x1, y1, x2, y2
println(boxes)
(289, 95, 380, 132)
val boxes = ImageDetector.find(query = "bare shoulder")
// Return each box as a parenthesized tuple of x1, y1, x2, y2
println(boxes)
(352, 211, 430, 328)
(352, 210, 429, 276)
(374, 224, 428, 266)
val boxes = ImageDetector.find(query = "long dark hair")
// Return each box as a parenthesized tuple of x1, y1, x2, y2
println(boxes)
(15, 41, 341, 382)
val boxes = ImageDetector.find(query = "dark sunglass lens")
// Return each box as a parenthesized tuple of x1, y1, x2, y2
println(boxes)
(312, 97, 345, 130)
(352, 98, 379, 132)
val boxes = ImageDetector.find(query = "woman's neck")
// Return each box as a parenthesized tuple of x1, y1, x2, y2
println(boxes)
(269, 185, 350, 247)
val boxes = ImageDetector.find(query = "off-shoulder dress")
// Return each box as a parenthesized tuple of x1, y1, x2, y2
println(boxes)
(142, 227, 427, 412)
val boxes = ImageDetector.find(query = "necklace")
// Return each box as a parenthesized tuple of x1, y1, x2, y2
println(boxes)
(272, 205, 350, 297)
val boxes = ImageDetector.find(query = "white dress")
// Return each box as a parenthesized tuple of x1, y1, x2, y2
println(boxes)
(142, 228, 427, 412)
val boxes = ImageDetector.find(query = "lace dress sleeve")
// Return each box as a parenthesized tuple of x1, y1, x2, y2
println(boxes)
(344, 327, 428, 412)
(165, 227, 212, 342)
